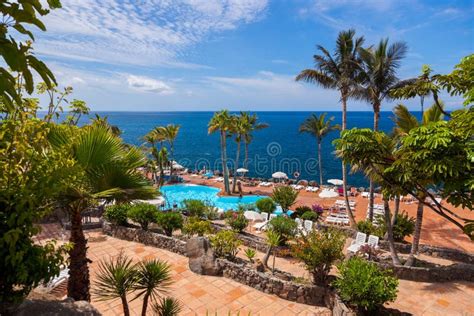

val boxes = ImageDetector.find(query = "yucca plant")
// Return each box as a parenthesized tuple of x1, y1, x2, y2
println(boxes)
(133, 259, 173, 316)
(153, 297, 182, 316)
(93, 253, 137, 316)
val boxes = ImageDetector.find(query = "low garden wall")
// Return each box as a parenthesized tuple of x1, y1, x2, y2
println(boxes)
(216, 258, 328, 306)
(102, 221, 187, 256)
(376, 261, 474, 282)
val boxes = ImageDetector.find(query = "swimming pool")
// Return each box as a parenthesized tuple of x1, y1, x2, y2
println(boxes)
(160, 184, 264, 211)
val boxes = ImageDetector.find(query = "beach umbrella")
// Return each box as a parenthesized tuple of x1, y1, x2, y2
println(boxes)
(272, 171, 288, 179)
(328, 179, 343, 186)
(319, 189, 339, 198)
(171, 161, 184, 170)
(236, 168, 249, 173)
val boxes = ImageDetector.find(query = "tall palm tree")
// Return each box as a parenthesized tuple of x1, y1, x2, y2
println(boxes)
(357, 38, 407, 220)
(296, 29, 364, 226)
(157, 124, 180, 180)
(392, 103, 444, 266)
(241, 112, 269, 170)
(299, 113, 340, 185)
(50, 124, 157, 301)
(133, 259, 173, 316)
(208, 110, 233, 194)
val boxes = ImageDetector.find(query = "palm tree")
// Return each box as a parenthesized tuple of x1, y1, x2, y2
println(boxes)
(357, 38, 407, 220)
(392, 103, 444, 266)
(262, 229, 281, 270)
(133, 259, 173, 316)
(231, 114, 247, 193)
(50, 124, 157, 301)
(299, 113, 340, 185)
(94, 253, 137, 316)
(296, 29, 364, 226)
(153, 297, 182, 316)
(157, 124, 180, 180)
(208, 110, 233, 194)
(241, 112, 269, 170)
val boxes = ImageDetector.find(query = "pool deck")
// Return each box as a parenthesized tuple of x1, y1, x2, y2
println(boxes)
(176, 174, 474, 253)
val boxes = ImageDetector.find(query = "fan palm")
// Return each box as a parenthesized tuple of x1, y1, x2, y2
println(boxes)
(133, 259, 173, 316)
(241, 112, 269, 170)
(392, 103, 444, 266)
(208, 110, 233, 194)
(357, 38, 407, 220)
(299, 113, 340, 185)
(93, 252, 137, 316)
(50, 124, 157, 301)
(296, 29, 364, 226)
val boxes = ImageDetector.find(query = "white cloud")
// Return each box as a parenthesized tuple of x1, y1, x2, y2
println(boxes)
(37, 0, 268, 67)
(127, 75, 174, 94)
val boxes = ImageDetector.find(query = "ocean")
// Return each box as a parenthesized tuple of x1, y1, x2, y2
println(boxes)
(76, 111, 416, 188)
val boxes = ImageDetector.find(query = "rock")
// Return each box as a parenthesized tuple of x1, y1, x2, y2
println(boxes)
(254, 259, 265, 272)
(186, 237, 221, 276)
(14, 299, 101, 316)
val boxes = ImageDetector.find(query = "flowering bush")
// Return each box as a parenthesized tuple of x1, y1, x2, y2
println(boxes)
(311, 204, 324, 216)
(225, 211, 249, 233)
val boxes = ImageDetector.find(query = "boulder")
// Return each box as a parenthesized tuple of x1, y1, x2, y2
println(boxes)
(186, 237, 221, 276)
(14, 298, 101, 316)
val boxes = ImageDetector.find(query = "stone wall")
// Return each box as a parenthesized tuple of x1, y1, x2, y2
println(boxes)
(324, 293, 356, 316)
(102, 221, 187, 256)
(376, 261, 474, 282)
(216, 258, 328, 306)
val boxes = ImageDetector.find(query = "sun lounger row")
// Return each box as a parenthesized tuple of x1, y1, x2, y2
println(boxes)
(334, 199, 356, 208)
(305, 186, 319, 192)
(259, 182, 273, 187)
(325, 212, 350, 225)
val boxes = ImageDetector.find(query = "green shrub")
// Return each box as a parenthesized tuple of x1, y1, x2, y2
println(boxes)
(268, 216, 297, 245)
(203, 205, 219, 220)
(155, 212, 183, 236)
(127, 203, 158, 230)
(244, 248, 256, 262)
(271, 186, 298, 211)
(182, 199, 206, 218)
(291, 228, 345, 285)
(376, 212, 415, 242)
(333, 257, 399, 313)
(255, 197, 276, 213)
(104, 204, 131, 226)
(209, 230, 242, 261)
(182, 217, 214, 237)
(292, 206, 312, 218)
(300, 211, 319, 221)
(356, 219, 379, 236)
(225, 211, 249, 233)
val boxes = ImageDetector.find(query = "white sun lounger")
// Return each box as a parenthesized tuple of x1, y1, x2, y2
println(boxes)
(45, 267, 69, 290)
(367, 235, 379, 249)
(347, 232, 367, 253)
(252, 212, 269, 231)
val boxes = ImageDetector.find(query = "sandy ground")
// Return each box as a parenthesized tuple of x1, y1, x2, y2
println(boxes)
(175, 174, 474, 253)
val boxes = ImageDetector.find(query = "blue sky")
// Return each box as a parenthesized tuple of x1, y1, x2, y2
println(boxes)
(35, 0, 473, 111)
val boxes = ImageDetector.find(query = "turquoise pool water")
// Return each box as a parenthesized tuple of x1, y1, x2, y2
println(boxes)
(160, 184, 264, 211)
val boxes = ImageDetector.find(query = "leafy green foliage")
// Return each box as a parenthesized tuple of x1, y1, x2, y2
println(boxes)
(127, 203, 159, 231)
(291, 228, 345, 285)
(271, 186, 299, 211)
(0, 115, 73, 304)
(255, 197, 276, 213)
(104, 204, 131, 226)
(301, 211, 319, 221)
(155, 212, 183, 237)
(182, 217, 214, 237)
(225, 211, 249, 233)
(182, 199, 207, 218)
(333, 257, 399, 312)
(244, 248, 256, 262)
(376, 212, 415, 242)
(153, 297, 182, 316)
(292, 206, 312, 218)
(0, 1, 61, 110)
(356, 219, 381, 237)
(209, 230, 242, 261)
(268, 216, 298, 245)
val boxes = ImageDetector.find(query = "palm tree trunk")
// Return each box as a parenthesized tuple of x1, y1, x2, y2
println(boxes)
(318, 139, 323, 185)
(141, 293, 150, 316)
(262, 245, 272, 268)
(121, 295, 130, 316)
(244, 141, 249, 170)
(67, 204, 91, 301)
(385, 195, 400, 240)
(405, 194, 425, 267)
(383, 198, 401, 265)
(341, 95, 356, 227)
(221, 131, 230, 194)
(232, 139, 241, 193)
(368, 103, 380, 221)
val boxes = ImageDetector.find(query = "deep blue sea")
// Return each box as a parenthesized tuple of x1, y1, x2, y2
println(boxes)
(75, 111, 418, 187)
